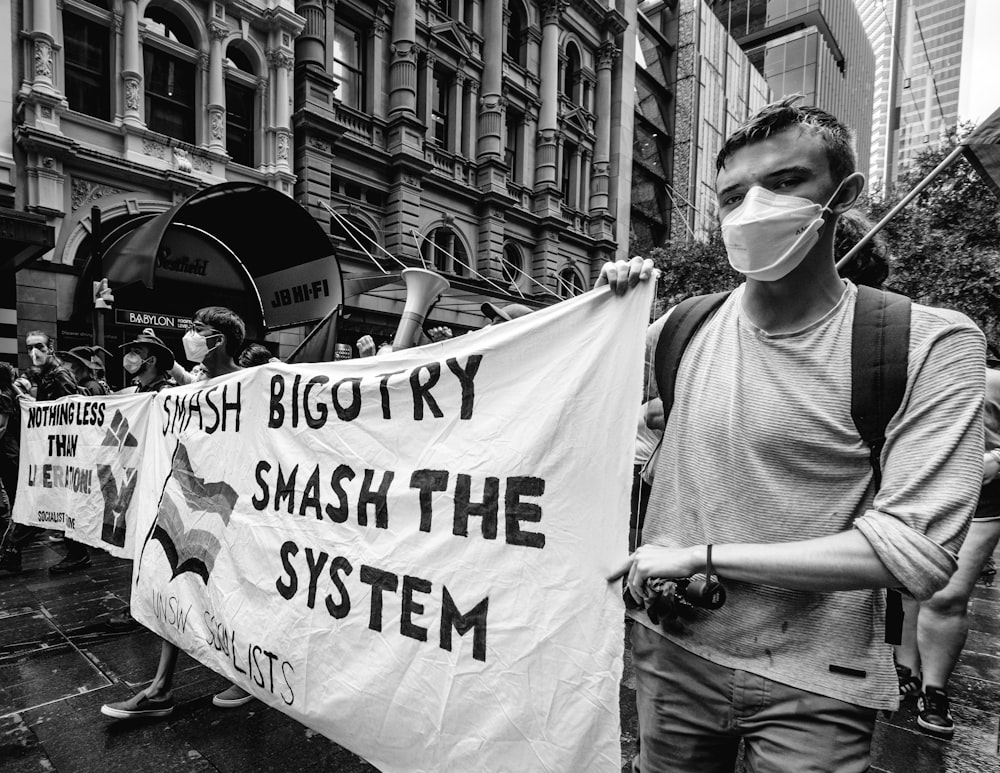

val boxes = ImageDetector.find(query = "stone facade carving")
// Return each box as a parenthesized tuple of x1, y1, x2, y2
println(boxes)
(173, 147, 193, 173)
(142, 139, 167, 159)
(71, 179, 126, 212)
(124, 78, 140, 111)
(34, 40, 53, 79)
(597, 42, 619, 70)
(277, 132, 289, 161)
(190, 154, 214, 173)
(210, 110, 225, 141)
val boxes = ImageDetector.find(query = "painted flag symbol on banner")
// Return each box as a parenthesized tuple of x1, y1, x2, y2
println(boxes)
(145, 442, 239, 584)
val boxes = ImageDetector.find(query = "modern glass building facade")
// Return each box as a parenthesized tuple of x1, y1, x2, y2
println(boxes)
(710, 0, 876, 184)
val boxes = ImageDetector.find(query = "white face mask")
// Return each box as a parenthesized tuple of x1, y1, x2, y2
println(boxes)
(29, 348, 48, 367)
(721, 183, 844, 282)
(123, 352, 150, 375)
(182, 330, 220, 364)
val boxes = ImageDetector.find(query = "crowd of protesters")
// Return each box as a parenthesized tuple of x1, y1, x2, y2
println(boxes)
(0, 96, 997, 773)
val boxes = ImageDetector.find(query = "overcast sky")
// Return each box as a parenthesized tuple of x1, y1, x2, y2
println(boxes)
(959, 0, 1000, 124)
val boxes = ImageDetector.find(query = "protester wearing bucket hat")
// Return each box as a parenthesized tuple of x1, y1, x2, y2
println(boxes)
(119, 328, 176, 378)
(481, 302, 532, 324)
(55, 346, 108, 397)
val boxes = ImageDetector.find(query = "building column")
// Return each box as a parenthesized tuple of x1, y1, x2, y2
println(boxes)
(208, 24, 228, 154)
(462, 78, 478, 158)
(476, 0, 504, 160)
(420, 50, 436, 126)
(268, 50, 293, 173)
(535, 0, 565, 187)
(589, 41, 616, 214)
(450, 71, 465, 155)
(121, 0, 143, 127)
(370, 16, 388, 117)
(389, 0, 417, 117)
(579, 148, 591, 213)
(29, 0, 58, 97)
(523, 102, 538, 188)
(295, 0, 326, 68)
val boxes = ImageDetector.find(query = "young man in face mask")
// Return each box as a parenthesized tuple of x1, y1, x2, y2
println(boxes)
(102, 308, 253, 720)
(600, 97, 985, 772)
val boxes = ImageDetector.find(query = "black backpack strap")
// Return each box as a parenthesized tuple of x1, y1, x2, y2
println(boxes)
(851, 285, 911, 645)
(636, 292, 731, 543)
(653, 291, 733, 419)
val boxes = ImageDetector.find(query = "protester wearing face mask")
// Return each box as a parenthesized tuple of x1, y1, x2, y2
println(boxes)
(102, 307, 253, 720)
(598, 97, 984, 772)
(0, 332, 89, 575)
(119, 329, 174, 393)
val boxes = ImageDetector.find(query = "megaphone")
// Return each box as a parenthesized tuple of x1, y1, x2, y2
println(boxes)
(392, 268, 450, 351)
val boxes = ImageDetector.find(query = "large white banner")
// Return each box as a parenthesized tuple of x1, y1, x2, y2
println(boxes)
(13, 391, 151, 559)
(14, 284, 652, 771)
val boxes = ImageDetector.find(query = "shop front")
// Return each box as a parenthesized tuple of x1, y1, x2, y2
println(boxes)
(59, 183, 342, 380)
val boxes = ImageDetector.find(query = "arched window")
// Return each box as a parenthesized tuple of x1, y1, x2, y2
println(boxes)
(421, 226, 467, 277)
(63, 5, 112, 120)
(563, 42, 580, 103)
(225, 43, 257, 166)
(501, 243, 524, 287)
(330, 213, 379, 251)
(506, 0, 527, 68)
(558, 266, 585, 298)
(143, 8, 197, 143)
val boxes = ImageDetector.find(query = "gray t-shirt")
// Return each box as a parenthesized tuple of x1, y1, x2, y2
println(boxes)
(635, 281, 985, 710)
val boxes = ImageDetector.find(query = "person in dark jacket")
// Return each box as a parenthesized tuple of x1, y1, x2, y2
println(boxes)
(0, 332, 92, 574)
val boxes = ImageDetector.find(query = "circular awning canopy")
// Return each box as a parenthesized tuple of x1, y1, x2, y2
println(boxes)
(99, 182, 342, 331)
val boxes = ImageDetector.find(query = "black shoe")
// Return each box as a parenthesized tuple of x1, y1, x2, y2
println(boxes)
(101, 692, 175, 719)
(49, 554, 92, 574)
(917, 686, 954, 737)
(0, 550, 22, 575)
(106, 607, 136, 631)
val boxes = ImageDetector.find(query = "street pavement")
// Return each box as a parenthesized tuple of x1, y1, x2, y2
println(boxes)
(1, 538, 997, 772)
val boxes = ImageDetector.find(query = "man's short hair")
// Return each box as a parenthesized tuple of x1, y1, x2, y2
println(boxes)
(716, 95, 856, 183)
(237, 343, 276, 368)
(25, 330, 53, 348)
(194, 307, 245, 358)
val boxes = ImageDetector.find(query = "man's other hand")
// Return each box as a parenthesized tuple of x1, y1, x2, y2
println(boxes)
(595, 257, 654, 295)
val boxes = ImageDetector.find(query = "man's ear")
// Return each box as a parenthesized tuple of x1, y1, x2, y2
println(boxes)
(831, 172, 865, 215)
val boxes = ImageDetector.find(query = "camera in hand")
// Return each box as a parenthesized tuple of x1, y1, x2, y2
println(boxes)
(623, 576, 726, 624)
(622, 545, 726, 624)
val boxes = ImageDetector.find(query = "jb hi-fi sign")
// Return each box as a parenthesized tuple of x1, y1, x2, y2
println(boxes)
(256, 256, 342, 329)
(115, 309, 193, 330)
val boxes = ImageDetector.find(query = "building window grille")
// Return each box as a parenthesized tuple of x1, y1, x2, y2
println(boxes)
(505, 108, 523, 182)
(507, 0, 527, 67)
(558, 266, 585, 298)
(63, 12, 111, 121)
(143, 9, 196, 143)
(431, 68, 451, 147)
(562, 141, 579, 208)
(502, 243, 523, 287)
(563, 43, 581, 103)
(225, 79, 255, 166)
(333, 21, 365, 111)
(421, 226, 467, 277)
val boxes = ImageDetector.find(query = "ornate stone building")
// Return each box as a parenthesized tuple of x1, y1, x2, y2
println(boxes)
(292, 0, 635, 343)
(9, 0, 303, 363)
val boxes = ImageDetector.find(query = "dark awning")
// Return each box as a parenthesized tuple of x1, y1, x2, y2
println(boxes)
(97, 182, 342, 330)
(0, 208, 55, 272)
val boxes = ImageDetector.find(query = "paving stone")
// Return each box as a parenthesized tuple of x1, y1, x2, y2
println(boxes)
(23, 685, 216, 773)
(0, 713, 54, 773)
